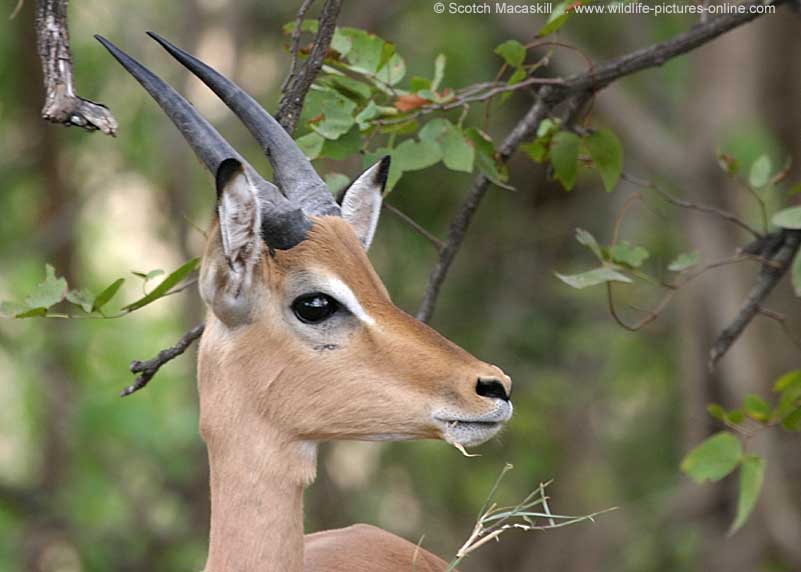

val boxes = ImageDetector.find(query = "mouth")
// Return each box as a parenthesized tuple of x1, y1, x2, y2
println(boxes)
(433, 402, 513, 448)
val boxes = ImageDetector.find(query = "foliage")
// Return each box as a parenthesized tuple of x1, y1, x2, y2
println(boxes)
(0, 260, 199, 319)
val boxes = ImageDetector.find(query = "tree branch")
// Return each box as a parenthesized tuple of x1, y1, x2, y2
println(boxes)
(35, 0, 117, 134)
(416, 87, 553, 322)
(276, 0, 343, 134)
(708, 229, 801, 370)
(554, 0, 788, 100)
(415, 1, 786, 321)
(121, 324, 205, 397)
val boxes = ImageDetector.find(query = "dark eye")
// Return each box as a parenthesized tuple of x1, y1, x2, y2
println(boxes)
(291, 293, 340, 324)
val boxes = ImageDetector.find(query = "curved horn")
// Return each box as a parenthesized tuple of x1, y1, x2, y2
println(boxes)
(146, 31, 340, 218)
(95, 35, 311, 250)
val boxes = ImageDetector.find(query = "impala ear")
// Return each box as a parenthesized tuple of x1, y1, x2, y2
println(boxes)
(216, 158, 263, 270)
(339, 156, 390, 250)
(201, 158, 263, 326)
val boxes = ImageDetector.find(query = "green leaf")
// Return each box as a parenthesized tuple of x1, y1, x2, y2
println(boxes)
(771, 206, 801, 230)
(0, 301, 29, 318)
(282, 19, 319, 35)
(730, 455, 765, 534)
(585, 128, 623, 192)
(789, 181, 801, 196)
(774, 370, 801, 418)
(743, 394, 771, 423)
(305, 88, 357, 140)
(537, 118, 560, 138)
(539, 1, 571, 36)
(707, 403, 726, 422)
(575, 228, 603, 261)
(419, 119, 474, 173)
(668, 251, 700, 272)
(726, 409, 746, 424)
(749, 155, 772, 189)
(431, 54, 446, 91)
(15, 307, 47, 319)
(376, 52, 406, 86)
(66, 289, 95, 313)
(501, 67, 527, 104)
(521, 139, 547, 163)
(355, 101, 381, 130)
(792, 251, 801, 297)
(550, 131, 582, 191)
(410, 76, 431, 92)
(494, 40, 526, 68)
(132, 269, 165, 282)
(393, 138, 443, 173)
(296, 132, 325, 159)
(325, 75, 372, 101)
(123, 258, 200, 312)
(774, 370, 801, 392)
(781, 406, 801, 431)
(92, 278, 125, 313)
(339, 28, 388, 75)
(25, 265, 68, 310)
(330, 27, 353, 56)
(610, 242, 650, 269)
(319, 126, 362, 160)
(325, 173, 350, 196)
(680, 432, 742, 483)
(555, 267, 632, 289)
(465, 128, 511, 189)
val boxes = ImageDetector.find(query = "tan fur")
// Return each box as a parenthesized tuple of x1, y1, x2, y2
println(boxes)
(197, 216, 511, 572)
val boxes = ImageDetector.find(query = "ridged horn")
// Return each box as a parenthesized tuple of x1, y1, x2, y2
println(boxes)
(146, 31, 340, 218)
(95, 35, 311, 250)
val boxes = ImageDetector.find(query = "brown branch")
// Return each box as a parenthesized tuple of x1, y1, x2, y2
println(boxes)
(121, 324, 205, 397)
(416, 87, 553, 322)
(553, 0, 788, 101)
(35, 0, 117, 134)
(383, 203, 444, 252)
(621, 172, 762, 238)
(708, 229, 801, 370)
(280, 0, 317, 95)
(276, 0, 343, 133)
(757, 306, 801, 351)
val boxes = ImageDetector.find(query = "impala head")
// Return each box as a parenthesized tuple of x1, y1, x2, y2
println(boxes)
(98, 33, 512, 457)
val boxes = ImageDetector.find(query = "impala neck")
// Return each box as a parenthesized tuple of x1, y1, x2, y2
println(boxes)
(203, 424, 316, 572)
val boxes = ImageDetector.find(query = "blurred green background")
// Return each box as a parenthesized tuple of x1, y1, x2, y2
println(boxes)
(1, 1, 800, 571)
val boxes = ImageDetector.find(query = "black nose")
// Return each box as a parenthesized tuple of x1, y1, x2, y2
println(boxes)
(476, 378, 509, 401)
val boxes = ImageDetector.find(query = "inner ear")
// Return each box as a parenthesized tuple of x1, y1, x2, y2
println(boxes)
(200, 158, 264, 327)
(338, 156, 390, 250)
(216, 158, 262, 272)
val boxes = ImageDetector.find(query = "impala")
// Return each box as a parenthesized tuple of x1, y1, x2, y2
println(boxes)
(97, 32, 513, 572)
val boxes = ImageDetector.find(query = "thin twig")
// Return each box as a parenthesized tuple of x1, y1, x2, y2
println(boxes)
(416, 87, 553, 322)
(553, 0, 788, 100)
(709, 230, 801, 370)
(276, 0, 343, 133)
(622, 172, 762, 238)
(280, 0, 316, 95)
(383, 203, 444, 252)
(122, 324, 205, 397)
(757, 307, 801, 351)
(606, 253, 755, 332)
